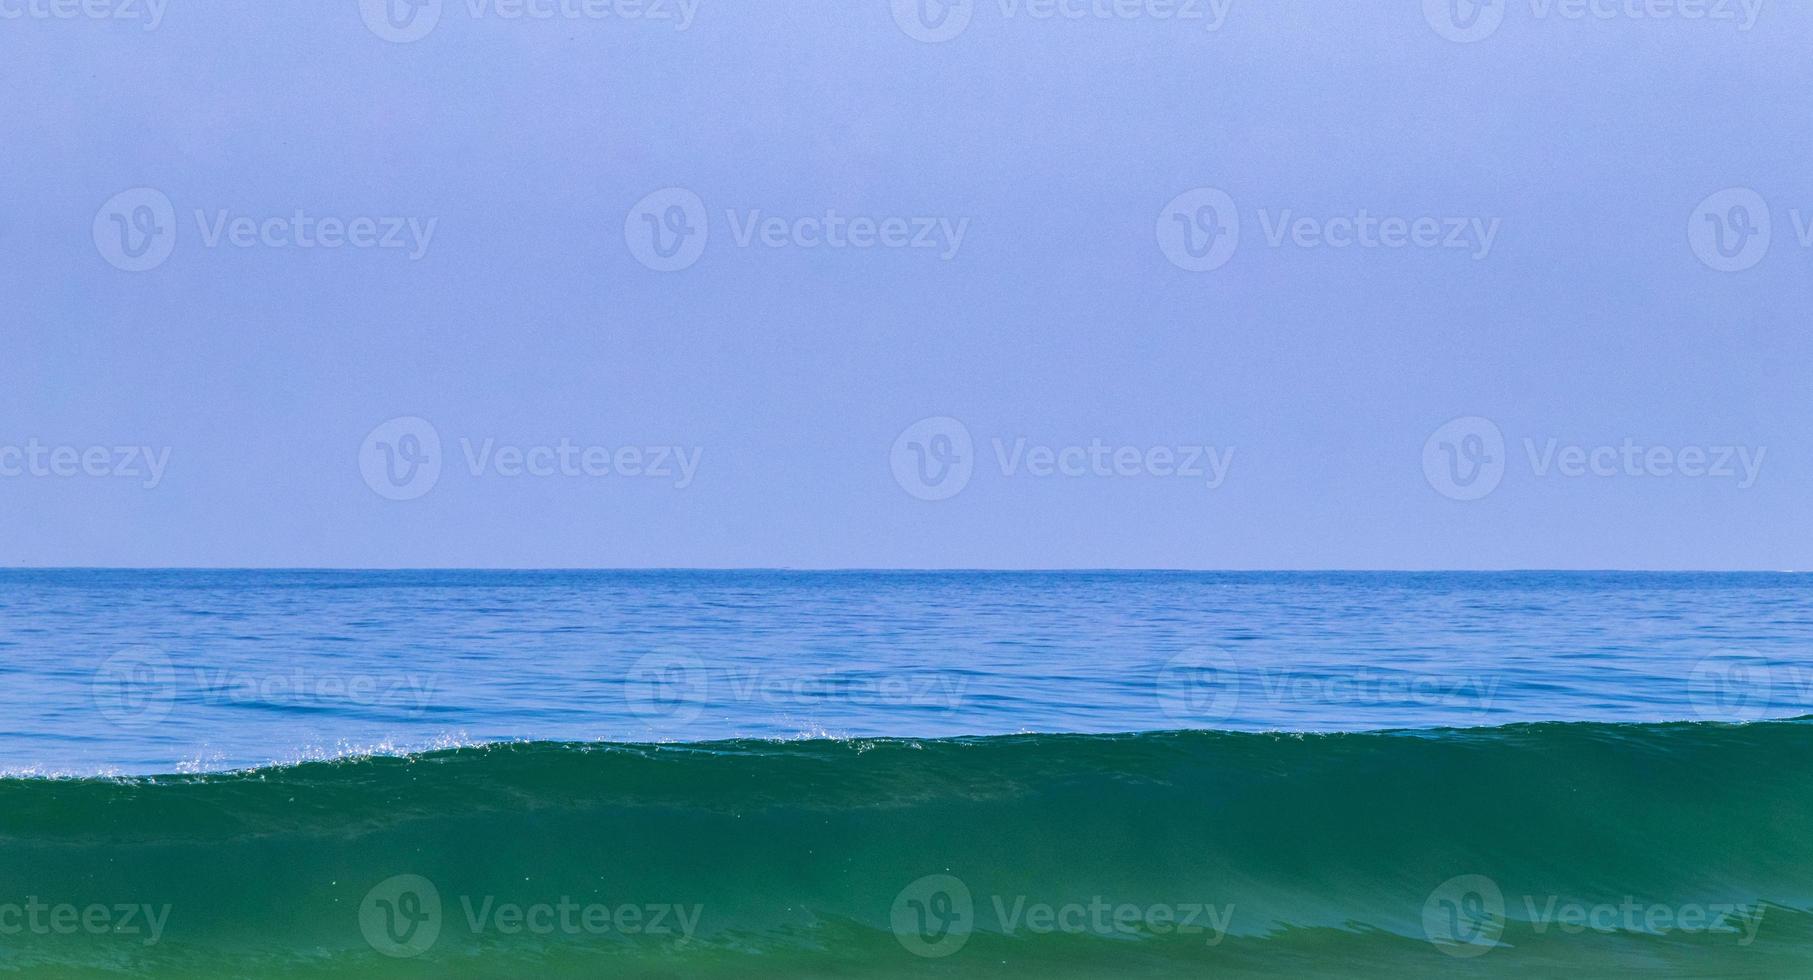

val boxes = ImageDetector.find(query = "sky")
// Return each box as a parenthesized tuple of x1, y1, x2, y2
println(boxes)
(1, 0, 1809, 569)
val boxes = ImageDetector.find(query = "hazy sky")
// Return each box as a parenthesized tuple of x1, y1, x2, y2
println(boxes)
(2, 0, 1808, 568)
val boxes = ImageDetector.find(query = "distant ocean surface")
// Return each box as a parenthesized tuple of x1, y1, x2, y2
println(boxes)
(2, 570, 1809, 976)
(3, 569, 1808, 773)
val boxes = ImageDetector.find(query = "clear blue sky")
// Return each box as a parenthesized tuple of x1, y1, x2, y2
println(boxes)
(2, 0, 1808, 569)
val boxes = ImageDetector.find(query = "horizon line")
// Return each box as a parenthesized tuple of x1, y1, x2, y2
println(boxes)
(0, 566, 1800, 574)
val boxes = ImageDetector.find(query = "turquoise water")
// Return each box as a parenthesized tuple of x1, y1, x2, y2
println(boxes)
(1, 570, 1809, 975)
(2, 725, 1811, 977)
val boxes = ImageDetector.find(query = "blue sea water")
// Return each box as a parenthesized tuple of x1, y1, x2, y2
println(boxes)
(3, 570, 1812, 976)
(2, 569, 1806, 774)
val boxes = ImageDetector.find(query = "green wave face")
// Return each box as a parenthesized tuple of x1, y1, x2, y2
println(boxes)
(2, 721, 1810, 977)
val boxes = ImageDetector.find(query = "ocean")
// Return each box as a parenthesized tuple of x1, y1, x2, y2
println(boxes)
(2, 570, 1808, 976)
